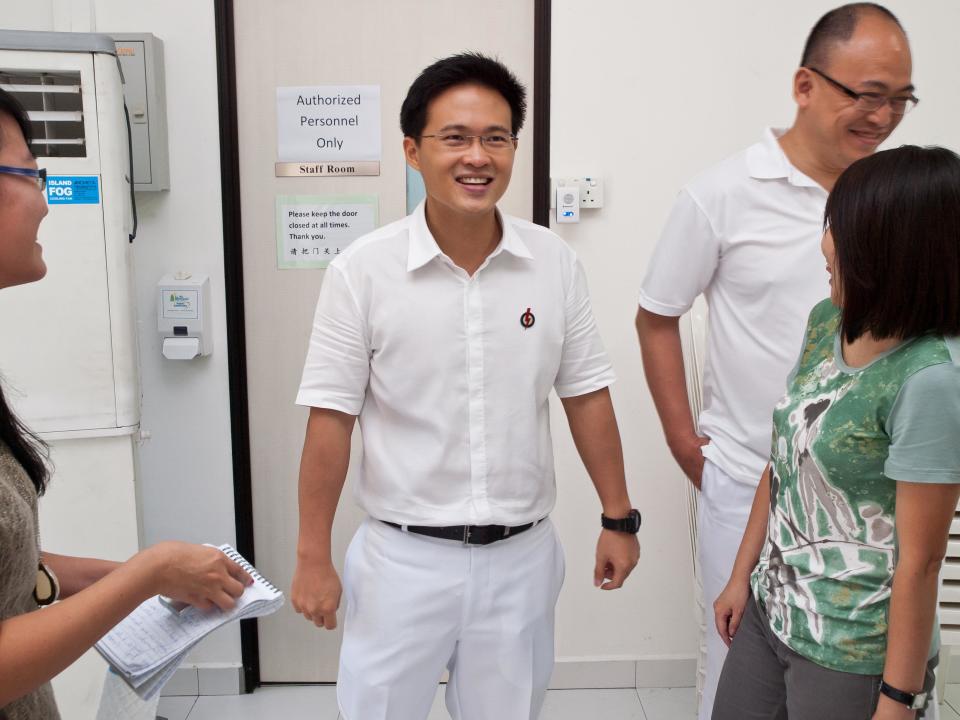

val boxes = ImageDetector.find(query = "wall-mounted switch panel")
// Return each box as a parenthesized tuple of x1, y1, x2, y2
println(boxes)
(550, 176, 604, 209)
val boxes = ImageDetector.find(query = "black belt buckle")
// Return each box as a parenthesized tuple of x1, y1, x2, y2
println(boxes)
(381, 518, 540, 546)
(464, 522, 530, 545)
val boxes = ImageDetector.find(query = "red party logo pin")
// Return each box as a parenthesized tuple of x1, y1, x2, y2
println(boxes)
(520, 307, 536, 329)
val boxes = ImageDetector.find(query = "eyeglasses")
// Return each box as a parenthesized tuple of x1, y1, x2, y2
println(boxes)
(418, 133, 517, 152)
(0, 165, 47, 191)
(805, 67, 919, 115)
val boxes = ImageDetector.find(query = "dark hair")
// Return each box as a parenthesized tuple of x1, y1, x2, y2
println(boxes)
(0, 88, 50, 495)
(400, 52, 526, 139)
(825, 145, 960, 343)
(801, 3, 904, 69)
(0, 87, 33, 146)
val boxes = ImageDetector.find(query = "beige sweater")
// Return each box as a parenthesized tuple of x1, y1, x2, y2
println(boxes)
(0, 441, 59, 720)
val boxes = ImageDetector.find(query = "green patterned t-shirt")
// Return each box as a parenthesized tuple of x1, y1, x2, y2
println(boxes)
(752, 298, 960, 674)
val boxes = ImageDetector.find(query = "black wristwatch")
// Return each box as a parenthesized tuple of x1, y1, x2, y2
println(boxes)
(879, 679, 928, 711)
(601, 509, 641, 534)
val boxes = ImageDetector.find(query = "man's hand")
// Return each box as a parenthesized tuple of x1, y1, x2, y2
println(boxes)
(593, 530, 640, 590)
(713, 575, 750, 647)
(669, 433, 710, 489)
(635, 308, 710, 488)
(291, 560, 342, 630)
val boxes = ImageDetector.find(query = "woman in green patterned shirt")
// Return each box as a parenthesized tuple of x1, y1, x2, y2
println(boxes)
(712, 145, 960, 720)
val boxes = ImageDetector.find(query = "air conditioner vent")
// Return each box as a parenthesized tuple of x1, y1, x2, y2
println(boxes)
(0, 69, 86, 157)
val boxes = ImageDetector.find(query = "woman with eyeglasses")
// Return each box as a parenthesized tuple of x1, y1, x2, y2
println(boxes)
(712, 144, 960, 720)
(0, 88, 252, 717)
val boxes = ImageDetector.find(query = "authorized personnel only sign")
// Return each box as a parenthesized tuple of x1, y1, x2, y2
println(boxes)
(46, 176, 100, 205)
(276, 85, 381, 164)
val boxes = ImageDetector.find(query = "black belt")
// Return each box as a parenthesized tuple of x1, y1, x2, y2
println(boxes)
(381, 518, 543, 545)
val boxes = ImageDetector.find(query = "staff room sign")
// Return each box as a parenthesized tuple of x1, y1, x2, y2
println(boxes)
(276, 85, 381, 177)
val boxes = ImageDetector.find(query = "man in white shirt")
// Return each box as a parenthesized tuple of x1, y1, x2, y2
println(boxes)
(635, 5, 914, 718)
(292, 53, 640, 720)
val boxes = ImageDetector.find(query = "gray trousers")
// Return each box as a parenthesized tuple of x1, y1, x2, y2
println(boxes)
(712, 595, 936, 720)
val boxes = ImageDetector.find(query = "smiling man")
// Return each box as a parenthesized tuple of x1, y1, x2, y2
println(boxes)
(634, 5, 914, 718)
(291, 53, 640, 720)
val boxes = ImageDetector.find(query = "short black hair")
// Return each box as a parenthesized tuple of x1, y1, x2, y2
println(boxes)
(400, 52, 526, 139)
(801, 3, 905, 69)
(0, 87, 33, 149)
(825, 145, 960, 342)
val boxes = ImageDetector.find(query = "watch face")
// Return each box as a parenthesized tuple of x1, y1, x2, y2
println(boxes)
(911, 692, 928, 710)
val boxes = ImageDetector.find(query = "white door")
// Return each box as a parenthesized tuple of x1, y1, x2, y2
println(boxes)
(233, 0, 536, 681)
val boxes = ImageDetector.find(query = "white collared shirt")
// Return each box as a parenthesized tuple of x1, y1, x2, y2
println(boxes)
(639, 128, 830, 485)
(297, 201, 615, 526)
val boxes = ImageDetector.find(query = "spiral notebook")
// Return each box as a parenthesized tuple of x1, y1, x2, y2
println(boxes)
(94, 544, 284, 700)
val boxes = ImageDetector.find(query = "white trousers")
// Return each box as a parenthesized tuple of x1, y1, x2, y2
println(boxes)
(696, 460, 756, 720)
(337, 517, 565, 720)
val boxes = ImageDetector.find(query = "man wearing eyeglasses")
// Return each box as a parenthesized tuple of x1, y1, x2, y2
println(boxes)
(635, 5, 913, 719)
(292, 52, 640, 720)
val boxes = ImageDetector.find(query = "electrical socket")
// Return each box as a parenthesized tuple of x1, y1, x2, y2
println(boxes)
(550, 177, 604, 209)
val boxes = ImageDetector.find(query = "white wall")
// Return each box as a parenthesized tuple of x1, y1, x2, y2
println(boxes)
(548, 0, 960, 669)
(90, 0, 241, 667)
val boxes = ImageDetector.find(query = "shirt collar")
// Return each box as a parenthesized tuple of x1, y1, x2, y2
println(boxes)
(406, 200, 533, 272)
(746, 127, 822, 189)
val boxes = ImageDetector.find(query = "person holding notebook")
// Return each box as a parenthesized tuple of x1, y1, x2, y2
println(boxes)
(0, 88, 252, 718)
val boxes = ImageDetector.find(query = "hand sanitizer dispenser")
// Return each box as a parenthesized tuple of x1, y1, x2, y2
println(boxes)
(158, 272, 212, 360)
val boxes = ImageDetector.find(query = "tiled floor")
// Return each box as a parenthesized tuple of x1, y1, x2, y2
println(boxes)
(158, 684, 960, 720)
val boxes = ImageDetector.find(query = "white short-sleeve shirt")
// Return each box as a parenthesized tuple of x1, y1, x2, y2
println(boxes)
(639, 128, 829, 485)
(298, 201, 615, 526)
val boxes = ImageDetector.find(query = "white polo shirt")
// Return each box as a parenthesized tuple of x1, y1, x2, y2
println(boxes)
(297, 201, 615, 526)
(639, 128, 829, 486)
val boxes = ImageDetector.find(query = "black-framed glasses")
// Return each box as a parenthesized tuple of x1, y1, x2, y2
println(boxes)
(0, 165, 47, 191)
(805, 67, 918, 115)
(418, 133, 518, 152)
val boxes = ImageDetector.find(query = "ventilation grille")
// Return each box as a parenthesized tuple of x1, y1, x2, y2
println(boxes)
(0, 70, 86, 158)
(940, 510, 960, 644)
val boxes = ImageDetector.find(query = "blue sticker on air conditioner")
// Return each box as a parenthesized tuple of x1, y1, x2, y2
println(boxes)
(46, 176, 100, 205)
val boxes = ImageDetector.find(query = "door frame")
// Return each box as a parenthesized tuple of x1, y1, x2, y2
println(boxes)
(214, 0, 552, 691)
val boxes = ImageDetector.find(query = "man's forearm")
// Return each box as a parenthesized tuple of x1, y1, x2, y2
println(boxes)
(635, 307, 699, 447)
(561, 387, 631, 515)
(296, 408, 354, 566)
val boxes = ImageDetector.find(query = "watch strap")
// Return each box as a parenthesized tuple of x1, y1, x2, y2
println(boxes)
(600, 509, 641, 533)
(879, 679, 927, 710)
